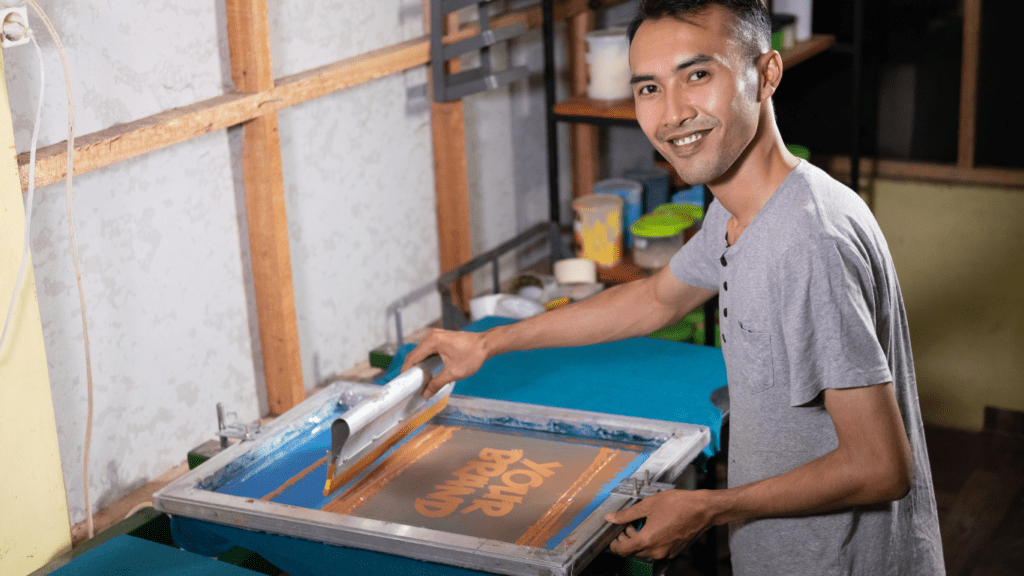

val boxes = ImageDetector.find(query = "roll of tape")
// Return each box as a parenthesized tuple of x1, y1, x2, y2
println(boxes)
(554, 258, 598, 284)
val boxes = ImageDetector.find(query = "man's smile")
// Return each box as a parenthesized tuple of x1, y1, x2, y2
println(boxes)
(660, 127, 714, 156)
(670, 130, 708, 147)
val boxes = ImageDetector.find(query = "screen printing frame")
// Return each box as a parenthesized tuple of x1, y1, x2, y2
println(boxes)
(154, 381, 710, 576)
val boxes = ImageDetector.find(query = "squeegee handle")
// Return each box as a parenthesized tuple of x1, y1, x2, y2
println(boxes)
(338, 355, 445, 434)
(416, 354, 444, 379)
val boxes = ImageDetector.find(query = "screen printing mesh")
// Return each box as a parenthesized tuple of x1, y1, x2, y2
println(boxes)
(203, 408, 653, 549)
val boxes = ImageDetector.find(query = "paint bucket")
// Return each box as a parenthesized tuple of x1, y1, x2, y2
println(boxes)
(585, 28, 631, 100)
(654, 203, 703, 241)
(656, 202, 702, 218)
(594, 178, 643, 247)
(786, 143, 811, 160)
(672, 184, 706, 208)
(623, 165, 671, 212)
(631, 212, 691, 269)
(771, 13, 797, 51)
(572, 194, 623, 267)
(772, 0, 813, 42)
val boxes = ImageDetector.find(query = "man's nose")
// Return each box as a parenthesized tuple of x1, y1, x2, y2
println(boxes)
(662, 88, 696, 128)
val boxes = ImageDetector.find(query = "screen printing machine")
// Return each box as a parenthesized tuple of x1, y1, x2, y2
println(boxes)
(32, 231, 729, 576)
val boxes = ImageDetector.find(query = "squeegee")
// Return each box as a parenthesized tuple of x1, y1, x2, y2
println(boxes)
(324, 355, 450, 496)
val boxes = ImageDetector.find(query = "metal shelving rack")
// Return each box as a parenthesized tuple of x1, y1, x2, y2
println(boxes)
(539, 0, 864, 345)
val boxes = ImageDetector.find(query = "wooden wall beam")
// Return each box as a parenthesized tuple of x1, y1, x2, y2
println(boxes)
(568, 9, 599, 198)
(18, 37, 432, 192)
(424, 2, 473, 309)
(226, 0, 304, 415)
(957, 0, 982, 169)
(819, 155, 1024, 188)
(18, 1, 634, 192)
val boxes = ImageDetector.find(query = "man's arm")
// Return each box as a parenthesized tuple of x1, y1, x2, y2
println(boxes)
(607, 382, 914, 559)
(402, 265, 717, 396)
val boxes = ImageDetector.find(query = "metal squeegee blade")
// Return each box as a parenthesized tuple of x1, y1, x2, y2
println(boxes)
(323, 394, 449, 497)
(324, 418, 350, 491)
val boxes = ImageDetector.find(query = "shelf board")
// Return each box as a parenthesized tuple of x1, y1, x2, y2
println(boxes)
(596, 253, 650, 285)
(553, 95, 637, 121)
(779, 34, 838, 68)
(553, 34, 837, 123)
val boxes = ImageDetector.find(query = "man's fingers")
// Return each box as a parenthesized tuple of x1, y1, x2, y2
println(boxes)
(605, 500, 649, 525)
(402, 342, 434, 373)
(422, 367, 456, 398)
(609, 525, 646, 557)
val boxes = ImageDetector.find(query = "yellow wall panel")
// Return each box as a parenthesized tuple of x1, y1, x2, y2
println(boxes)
(0, 51, 72, 573)
(873, 179, 1024, 430)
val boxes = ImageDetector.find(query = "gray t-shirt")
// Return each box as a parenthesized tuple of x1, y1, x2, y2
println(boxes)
(670, 161, 944, 575)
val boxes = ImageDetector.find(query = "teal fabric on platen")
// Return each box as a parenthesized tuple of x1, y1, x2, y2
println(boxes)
(381, 316, 726, 457)
(50, 534, 263, 575)
(170, 316, 727, 576)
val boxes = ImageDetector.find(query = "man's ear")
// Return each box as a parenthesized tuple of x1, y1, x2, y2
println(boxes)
(757, 50, 783, 101)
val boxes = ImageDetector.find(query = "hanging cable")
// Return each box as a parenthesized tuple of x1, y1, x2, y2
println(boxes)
(21, 0, 92, 539)
(0, 20, 43, 354)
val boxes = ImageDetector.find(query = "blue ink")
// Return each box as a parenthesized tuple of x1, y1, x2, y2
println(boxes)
(544, 451, 649, 549)
(198, 394, 665, 550)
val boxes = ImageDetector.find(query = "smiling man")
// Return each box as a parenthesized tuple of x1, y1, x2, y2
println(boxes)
(403, 0, 945, 573)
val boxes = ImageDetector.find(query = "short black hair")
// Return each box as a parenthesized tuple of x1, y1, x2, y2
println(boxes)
(627, 0, 771, 61)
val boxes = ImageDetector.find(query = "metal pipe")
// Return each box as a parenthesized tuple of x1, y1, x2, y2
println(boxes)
(850, 0, 863, 192)
(216, 403, 228, 449)
(542, 0, 561, 241)
(435, 222, 550, 287)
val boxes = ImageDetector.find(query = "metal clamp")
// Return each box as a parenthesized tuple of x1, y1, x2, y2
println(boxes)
(429, 0, 532, 102)
(611, 470, 676, 499)
(216, 402, 261, 448)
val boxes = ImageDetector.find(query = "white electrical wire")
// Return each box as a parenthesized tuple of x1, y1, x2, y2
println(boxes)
(21, 0, 94, 540)
(123, 501, 154, 521)
(0, 26, 44, 354)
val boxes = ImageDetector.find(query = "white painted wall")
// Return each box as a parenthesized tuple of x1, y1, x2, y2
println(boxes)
(6, 0, 260, 527)
(4, 0, 566, 526)
(1, 0, 555, 526)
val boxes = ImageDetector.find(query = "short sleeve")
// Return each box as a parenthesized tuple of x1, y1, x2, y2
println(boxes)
(775, 238, 893, 406)
(669, 203, 725, 291)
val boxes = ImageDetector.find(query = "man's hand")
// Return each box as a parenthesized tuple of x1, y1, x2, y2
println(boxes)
(605, 489, 716, 560)
(402, 329, 490, 398)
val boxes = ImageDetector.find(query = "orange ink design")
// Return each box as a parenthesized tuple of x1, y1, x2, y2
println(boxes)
(516, 446, 621, 547)
(323, 424, 458, 515)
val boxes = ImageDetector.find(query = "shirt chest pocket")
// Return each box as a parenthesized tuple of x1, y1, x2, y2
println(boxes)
(735, 323, 775, 394)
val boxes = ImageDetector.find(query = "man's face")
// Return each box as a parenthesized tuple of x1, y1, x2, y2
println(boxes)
(629, 7, 762, 185)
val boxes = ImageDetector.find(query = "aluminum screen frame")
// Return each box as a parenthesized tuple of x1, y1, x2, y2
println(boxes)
(154, 381, 710, 576)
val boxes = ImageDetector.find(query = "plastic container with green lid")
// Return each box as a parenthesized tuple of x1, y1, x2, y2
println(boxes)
(654, 202, 703, 221)
(630, 213, 691, 269)
(786, 143, 810, 161)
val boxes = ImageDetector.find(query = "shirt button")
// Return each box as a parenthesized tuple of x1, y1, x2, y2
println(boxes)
(723, 281, 728, 290)
(724, 308, 728, 317)
(720, 255, 727, 266)
(722, 334, 727, 343)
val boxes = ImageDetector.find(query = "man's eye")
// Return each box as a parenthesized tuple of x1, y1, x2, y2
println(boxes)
(637, 84, 658, 95)
(689, 70, 708, 81)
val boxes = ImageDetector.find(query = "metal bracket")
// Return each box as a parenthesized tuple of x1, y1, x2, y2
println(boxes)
(376, 221, 556, 356)
(611, 470, 676, 499)
(430, 0, 533, 102)
(216, 402, 261, 448)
